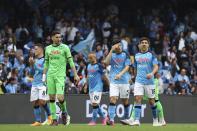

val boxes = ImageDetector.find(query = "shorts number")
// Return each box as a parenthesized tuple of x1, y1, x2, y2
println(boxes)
(42, 91, 46, 96)
(151, 89, 155, 95)
(94, 95, 99, 101)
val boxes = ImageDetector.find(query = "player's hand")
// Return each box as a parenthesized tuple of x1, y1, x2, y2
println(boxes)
(115, 73, 121, 80)
(146, 73, 153, 79)
(42, 74, 46, 83)
(74, 74, 80, 83)
(111, 44, 119, 51)
(29, 57, 35, 65)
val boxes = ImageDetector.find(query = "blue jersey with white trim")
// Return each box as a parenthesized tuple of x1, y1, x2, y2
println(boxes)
(109, 51, 131, 84)
(134, 51, 158, 85)
(87, 63, 104, 93)
(32, 57, 45, 87)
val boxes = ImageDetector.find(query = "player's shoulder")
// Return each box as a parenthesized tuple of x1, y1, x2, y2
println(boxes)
(60, 43, 69, 49)
(122, 51, 130, 57)
(45, 44, 51, 49)
(37, 57, 44, 62)
(147, 51, 157, 59)
(135, 52, 142, 57)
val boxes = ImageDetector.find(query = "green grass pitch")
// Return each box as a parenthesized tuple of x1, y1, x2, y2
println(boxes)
(0, 124, 197, 131)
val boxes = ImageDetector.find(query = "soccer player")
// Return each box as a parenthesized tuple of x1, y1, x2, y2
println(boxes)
(43, 31, 80, 126)
(129, 37, 161, 126)
(104, 41, 131, 126)
(120, 72, 166, 126)
(30, 43, 52, 126)
(86, 52, 108, 126)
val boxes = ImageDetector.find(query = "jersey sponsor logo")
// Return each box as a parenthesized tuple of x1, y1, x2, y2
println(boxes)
(51, 50, 61, 55)
(88, 69, 96, 73)
(136, 58, 150, 63)
(50, 56, 60, 60)
(114, 58, 124, 63)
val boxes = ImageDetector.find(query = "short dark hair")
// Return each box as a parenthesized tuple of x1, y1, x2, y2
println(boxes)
(51, 30, 60, 36)
(34, 43, 44, 49)
(139, 37, 150, 44)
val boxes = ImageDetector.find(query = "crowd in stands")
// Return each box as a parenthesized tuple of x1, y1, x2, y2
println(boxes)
(0, 0, 197, 95)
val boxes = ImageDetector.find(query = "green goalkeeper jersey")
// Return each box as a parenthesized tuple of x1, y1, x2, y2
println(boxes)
(44, 43, 75, 77)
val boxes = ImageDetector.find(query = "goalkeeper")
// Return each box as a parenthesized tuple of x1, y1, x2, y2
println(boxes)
(43, 31, 79, 126)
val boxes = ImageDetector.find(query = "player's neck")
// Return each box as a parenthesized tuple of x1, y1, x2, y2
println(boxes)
(52, 43, 61, 47)
(37, 54, 44, 59)
(91, 61, 97, 65)
(140, 49, 148, 53)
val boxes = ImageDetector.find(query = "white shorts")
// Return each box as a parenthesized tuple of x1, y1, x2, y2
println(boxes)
(110, 84, 130, 98)
(30, 86, 49, 102)
(89, 92, 102, 104)
(134, 82, 155, 98)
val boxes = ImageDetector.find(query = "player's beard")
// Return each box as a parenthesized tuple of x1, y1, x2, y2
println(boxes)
(54, 42, 61, 46)
(141, 45, 148, 52)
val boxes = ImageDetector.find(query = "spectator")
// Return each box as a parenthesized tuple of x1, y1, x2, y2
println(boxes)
(173, 68, 192, 95)
(5, 77, 17, 94)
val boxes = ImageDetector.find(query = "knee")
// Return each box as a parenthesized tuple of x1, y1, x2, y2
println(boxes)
(49, 95, 56, 100)
(39, 100, 46, 106)
(32, 100, 39, 106)
(49, 100, 55, 103)
(92, 103, 98, 107)
(122, 98, 129, 105)
(148, 98, 155, 105)
(92, 103, 99, 108)
(57, 95, 64, 102)
(135, 96, 142, 104)
(110, 97, 117, 104)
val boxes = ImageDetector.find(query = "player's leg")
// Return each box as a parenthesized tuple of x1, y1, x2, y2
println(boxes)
(131, 82, 144, 126)
(88, 92, 99, 125)
(120, 94, 148, 125)
(155, 85, 166, 125)
(96, 92, 108, 125)
(56, 76, 70, 125)
(146, 85, 161, 126)
(32, 100, 42, 126)
(47, 76, 58, 126)
(38, 86, 52, 125)
(88, 92, 106, 125)
(107, 84, 119, 126)
(155, 100, 166, 125)
(30, 87, 42, 126)
(120, 84, 130, 119)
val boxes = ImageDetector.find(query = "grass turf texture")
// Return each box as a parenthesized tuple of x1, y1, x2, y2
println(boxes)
(0, 124, 196, 131)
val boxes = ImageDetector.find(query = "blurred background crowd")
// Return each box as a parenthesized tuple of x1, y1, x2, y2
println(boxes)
(0, 0, 197, 95)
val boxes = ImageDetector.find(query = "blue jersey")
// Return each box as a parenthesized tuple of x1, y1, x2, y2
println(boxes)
(32, 57, 45, 87)
(134, 52, 158, 85)
(87, 63, 104, 93)
(109, 51, 131, 84)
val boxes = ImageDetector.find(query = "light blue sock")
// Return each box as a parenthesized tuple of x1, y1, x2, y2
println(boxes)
(124, 104, 130, 119)
(92, 106, 99, 122)
(151, 103, 157, 119)
(134, 104, 141, 120)
(33, 106, 41, 122)
(98, 105, 105, 118)
(108, 103, 116, 121)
